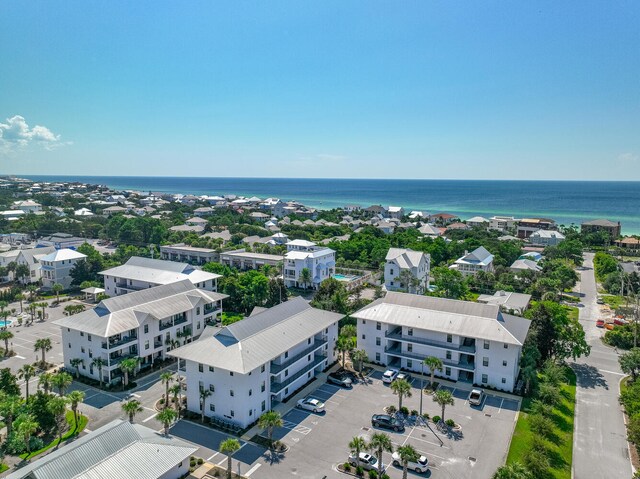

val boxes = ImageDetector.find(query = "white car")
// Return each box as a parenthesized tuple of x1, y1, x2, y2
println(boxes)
(396, 372, 412, 383)
(349, 452, 384, 471)
(468, 388, 484, 406)
(296, 396, 325, 413)
(391, 451, 429, 473)
(382, 369, 399, 383)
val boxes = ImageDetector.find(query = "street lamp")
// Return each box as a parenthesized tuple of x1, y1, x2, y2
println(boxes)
(419, 360, 424, 416)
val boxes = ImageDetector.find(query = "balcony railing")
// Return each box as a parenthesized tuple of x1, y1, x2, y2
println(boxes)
(270, 355, 326, 393)
(270, 339, 327, 374)
(385, 329, 476, 354)
(108, 353, 138, 367)
(102, 335, 137, 350)
(159, 316, 188, 331)
(115, 282, 145, 291)
(384, 345, 475, 372)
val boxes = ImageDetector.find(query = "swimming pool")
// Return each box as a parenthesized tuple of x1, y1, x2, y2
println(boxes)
(0, 320, 13, 328)
(333, 273, 360, 282)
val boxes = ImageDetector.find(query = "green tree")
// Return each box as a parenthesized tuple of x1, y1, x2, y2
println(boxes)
(67, 390, 85, 430)
(396, 443, 420, 479)
(423, 356, 443, 391)
(169, 383, 181, 412)
(0, 330, 13, 357)
(34, 338, 52, 366)
(368, 432, 394, 477)
(199, 388, 212, 423)
(620, 348, 640, 381)
(350, 349, 368, 374)
(298, 267, 312, 289)
(348, 435, 367, 461)
(0, 395, 22, 436)
(122, 399, 143, 423)
(432, 389, 454, 423)
(16, 413, 39, 455)
(336, 335, 355, 369)
(160, 372, 173, 409)
(15, 264, 31, 284)
(91, 357, 106, 388)
(48, 396, 69, 447)
(220, 438, 241, 479)
(0, 368, 20, 396)
(17, 364, 36, 400)
(258, 410, 283, 448)
(310, 278, 350, 314)
(51, 283, 64, 303)
(51, 371, 73, 395)
(157, 407, 177, 436)
(38, 372, 53, 395)
(119, 357, 139, 390)
(432, 266, 469, 299)
(390, 378, 412, 410)
(69, 358, 84, 379)
(492, 462, 531, 479)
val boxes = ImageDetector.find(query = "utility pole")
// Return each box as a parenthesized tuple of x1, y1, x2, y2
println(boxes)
(419, 361, 424, 416)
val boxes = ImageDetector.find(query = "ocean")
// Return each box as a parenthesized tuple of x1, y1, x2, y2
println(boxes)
(21, 176, 640, 235)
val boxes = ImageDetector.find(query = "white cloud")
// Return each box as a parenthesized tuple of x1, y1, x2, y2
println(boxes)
(618, 152, 639, 165)
(0, 115, 69, 152)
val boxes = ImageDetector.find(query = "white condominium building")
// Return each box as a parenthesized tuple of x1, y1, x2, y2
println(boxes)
(169, 297, 342, 428)
(353, 292, 530, 392)
(283, 240, 336, 290)
(40, 248, 87, 289)
(100, 256, 221, 297)
(54, 280, 227, 385)
(384, 247, 430, 294)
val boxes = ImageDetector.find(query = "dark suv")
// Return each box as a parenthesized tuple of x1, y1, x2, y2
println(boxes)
(371, 414, 405, 432)
(327, 371, 353, 388)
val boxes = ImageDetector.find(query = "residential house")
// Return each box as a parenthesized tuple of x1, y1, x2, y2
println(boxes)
(283, 240, 336, 289)
(5, 420, 197, 479)
(54, 280, 226, 384)
(10, 246, 57, 284)
(193, 206, 215, 217)
(429, 213, 459, 225)
(169, 297, 341, 428)
(477, 291, 532, 315)
(353, 292, 530, 392)
(11, 200, 42, 213)
(509, 259, 542, 273)
(516, 218, 556, 239)
(450, 247, 494, 276)
(100, 256, 221, 297)
(74, 208, 94, 217)
(343, 204, 361, 213)
(376, 221, 396, 235)
(489, 216, 516, 232)
(581, 219, 622, 240)
(418, 224, 443, 238)
(616, 237, 640, 252)
(466, 216, 490, 228)
(184, 217, 210, 227)
(387, 206, 405, 219)
(169, 224, 205, 235)
(0, 210, 25, 220)
(384, 248, 430, 294)
(528, 229, 565, 247)
(103, 205, 128, 216)
(40, 248, 87, 289)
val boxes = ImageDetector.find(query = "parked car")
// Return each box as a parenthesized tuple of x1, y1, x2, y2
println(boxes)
(296, 396, 325, 413)
(391, 451, 429, 473)
(614, 317, 628, 326)
(596, 319, 605, 328)
(468, 388, 484, 406)
(396, 372, 412, 383)
(605, 323, 615, 330)
(382, 369, 399, 383)
(371, 414, 405, 432)
(348, 452, 382, 471)
(596, 297, 605, 305)
(327, 371, 353, 388)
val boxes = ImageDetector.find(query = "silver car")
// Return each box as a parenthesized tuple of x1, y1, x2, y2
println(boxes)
(468, 388, 484, 406)
(296, 396, 325, 413)
(349, 452, 383, 471)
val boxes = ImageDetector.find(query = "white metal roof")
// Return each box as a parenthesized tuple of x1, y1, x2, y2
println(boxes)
(40, 248, 87, 262)
(99, 256, 221, 284)
(385, 248, 427, 269)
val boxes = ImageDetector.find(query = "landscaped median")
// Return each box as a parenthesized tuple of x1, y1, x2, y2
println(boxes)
(20, 411, 88, 461)
(505, 365, 576, 479)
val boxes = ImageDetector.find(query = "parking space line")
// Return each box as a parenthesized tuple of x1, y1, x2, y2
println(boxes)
(480, 393, 488, 409)
(498, 397, 504, 414)
(142, 413, 158, 423)
(245, 463, 261, 477)
(216, 457, 227, 466)
(207, 452, 219, 461)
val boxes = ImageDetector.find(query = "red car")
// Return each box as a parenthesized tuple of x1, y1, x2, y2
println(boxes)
(596, 319, 605, 328)
(614, 318, 627, 326)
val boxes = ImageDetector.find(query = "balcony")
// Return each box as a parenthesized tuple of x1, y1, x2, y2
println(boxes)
(102, 335, 137, 350)
(385, 329, 476, 354)
(159, 316, 188, 331)
(270, 339, 327, 374)
(270, 354, 326, 394)
(204, 303, 220, 315)
(384, 345, 475, 372)
(108, 353, 138, 367)
(115, 282, 146, 292)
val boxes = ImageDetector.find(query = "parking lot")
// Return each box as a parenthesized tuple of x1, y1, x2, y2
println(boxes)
(179, 369, 520, 479)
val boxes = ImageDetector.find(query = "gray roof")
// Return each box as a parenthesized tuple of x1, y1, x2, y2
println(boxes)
(477, 291, 532, 312)
(6, 420, 196, 479)
(53, 280, 227, 337)
(456, 246, 494, 266)
(169, 297, 343, 373)
(510, 259, 542, 272)
(99, 256, 221, 284)
(352, 292, 530, 346)
(385, 248, 427, 269)
(582, 218, 619, 227)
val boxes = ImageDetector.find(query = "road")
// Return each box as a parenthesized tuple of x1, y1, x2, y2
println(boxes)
(571, 252, 633, 478)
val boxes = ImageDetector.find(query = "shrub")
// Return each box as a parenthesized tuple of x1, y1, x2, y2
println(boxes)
(445, 419, 455, 427)
(381, 475, 390, 479)
(197, 458, 203, 465)
(422, 413, 430, 420)
(410, 409, 418, 416)
(432, 415, 441, 423)
(399, 406, 409, 416)
(523, 447, 550, 477)
(4, 433, 26, 455)
(368, 470, 378, 479)
(529, 413, 554, 438)
(356, 465, 364, 476)
(343, 462, 352, 472)
(529, 399, 552, 417)
(538, 383, 561, 406)
(386, 405, 396, 414)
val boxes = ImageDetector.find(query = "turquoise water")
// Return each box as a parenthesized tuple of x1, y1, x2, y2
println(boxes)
(0, 320, 13, 327)
(333, 274, 359, 281)
(23, 176, 640, 235)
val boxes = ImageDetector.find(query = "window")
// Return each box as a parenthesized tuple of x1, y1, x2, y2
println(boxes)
(376, 337, 381, 346)
(80, 332, 84, 337)
(261, 381, 265, 392)
(308, 338, 311, 344)
(249, 409, 253, 417)
(501, 378, 506, 384)
(376, 322, 381, 331)
(88, 349, 93, 358)
(261, 400, 266, 412)
(230, 371, 234, 376)
(144, 324, 149, 334)
(390, 269, 394, 275)
(88, 334, 92, 342)
(446, 334, 452, 343)
(307, 354, 311, 361)
(483, 357, 489, 367)
(198, 363, 203, 372)
(445, 367, 451, 376)
(502, 360, 507, 367)
(503, 343, 508, 349)
(407, 328, 413, 336)
(308, 371, 311, 378)
(145, 340, 149, 350)
(375, 352, 381, 362)
(481, 374, 488, 384)
(197, 321, 201, 330)
(285, 370, 289, 377)
(284, 351, 289, 359)
(446, 351, 451, 360)
(209, 366, 214, 372)
(407, 344, 413, 352)
(230, 390, 234, 397)
(362, 334, 366, 340)
(199, 381, 204, 392)
(230, 410, 234, 417)
(249, 389, 252, 396)
(81, 347, 85, 353)
(209, 404, 215, 411)
(68, 343, 71, 349)
(285, 388, 288, 395)
(196, 307, 200, 315)
(261, 364, 265, 373)
(209, 384, 215, 392)
(407, 360, 413, 368)
(362, 319, 365, 324)
(484, 340, 490, 349)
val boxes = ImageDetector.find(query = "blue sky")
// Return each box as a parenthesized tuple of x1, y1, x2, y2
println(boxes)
(0, 1, 639, 179)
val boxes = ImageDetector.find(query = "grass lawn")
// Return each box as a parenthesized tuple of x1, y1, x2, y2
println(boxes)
(507, 368, 577, 479)
(221, 312, 244, 326)
(20, 411, 88, 460)
(564, 305, 579, 322)
(602, 295, 626, 310)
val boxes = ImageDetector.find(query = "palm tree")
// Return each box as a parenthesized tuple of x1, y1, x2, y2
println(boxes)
(52, 283, 64, 303)
(432, 389, 455, 424)
(169, 384, 181, 412)
(396, 444, 420, 479)
(0, 330, 13, 357)
(348, 436, 367, 461)
(350, 349, 368, 374)
(220, 438, 241, 479)
(47, 396, 69, 448)
(17, 364, 36, 399)
(122, 399, 143, 423)
(69, 358, 84, 379)
(390, 378, 412, 410)
(258, 410, 283, 448)
(298, 267, 312, 289)
(27, 303, 37, 324)
(34, 338, 52, 366)
(157, 407, 177, 436)
(67, 390, 85, 430)
(91, 357, 106, 388)
(336, 336, 355, 369)
(423, 356, 443, 392)
(199, 388, 212, 423)
(0, 395, 22, 436)
(38, 302, 47, 321)
(16, 292, 25, 313)
(160, 371, 173, 409)
(26, 284, 38, 301)
(492, 462, 531, 479)
(368, 432, 394, 477)
(119, 357, 139, 390)
(51, 371, 73, 395)
(39, 372, 53, 395)
(16, 413, 39, 455)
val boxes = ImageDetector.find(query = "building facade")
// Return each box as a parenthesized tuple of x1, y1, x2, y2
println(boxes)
(581, 219, 622, 240)
(219, 250, 284, 271)
(283, 240, 336, 290)
(54, 280, 226, 385)
(160, 244, 218, 265)
(528, 229, 565, 247)
(353, 292, 530, 392)
(384, 247, 430, 294)
(170, 298, 341, 428)
(450, 246, 494, 276)
(40, 248, 87, 289)
(516, 218, 556, 239)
